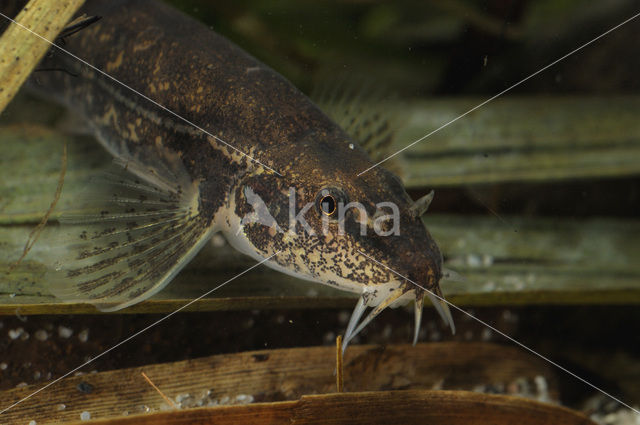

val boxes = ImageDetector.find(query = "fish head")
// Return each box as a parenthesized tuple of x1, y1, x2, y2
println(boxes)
(226, 132, 454, 346)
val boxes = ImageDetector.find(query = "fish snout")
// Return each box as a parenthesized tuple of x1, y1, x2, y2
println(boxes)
(392, 231, 443, 291)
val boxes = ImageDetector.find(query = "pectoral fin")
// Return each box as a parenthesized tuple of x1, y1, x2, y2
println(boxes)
(47, 157, 214, 311)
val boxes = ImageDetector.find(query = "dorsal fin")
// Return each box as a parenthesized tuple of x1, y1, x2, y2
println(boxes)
(311, 74, 403, 175)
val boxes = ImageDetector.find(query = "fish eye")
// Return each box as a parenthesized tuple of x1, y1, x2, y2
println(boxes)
(315, 187, 346, 218)
(320, 195, 336, 215)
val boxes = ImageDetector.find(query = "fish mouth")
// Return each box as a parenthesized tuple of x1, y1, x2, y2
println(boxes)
(341, 277, 456, 353)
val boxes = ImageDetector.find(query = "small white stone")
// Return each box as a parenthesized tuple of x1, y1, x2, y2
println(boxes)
(0, 362, 7, 370)
(235, 394, 253, 404)
(78, 329, 89, 343)
(242, 318, 255, 330)
(58, 326, 73, 338)
(28, 420, 36, 425)
(56, 404, 66, 411)
(323, 331, 335, 345)
(16, 382, 28, 388)
(337, 310, 350, 324)
(8, 328, 24, 340)
(175, 393, 191, 403)
(348, 143, 354, 150)
(80, 411, 91, 421)
(34, 330, 48, 341)
(481, 328, 492, 341)
(381, 324, 392, 339)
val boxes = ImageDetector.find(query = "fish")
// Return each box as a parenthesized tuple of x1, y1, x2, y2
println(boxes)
(29, 0, 455, 349)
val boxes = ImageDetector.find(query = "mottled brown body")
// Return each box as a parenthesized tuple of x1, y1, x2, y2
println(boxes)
(31, 0, 452, 344)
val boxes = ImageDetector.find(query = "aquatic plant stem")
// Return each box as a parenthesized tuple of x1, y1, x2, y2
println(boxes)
(0, 0, 85, 114)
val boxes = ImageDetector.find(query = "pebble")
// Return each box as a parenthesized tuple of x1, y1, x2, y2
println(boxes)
(78, 329, 89, 343)
(381, 324, 392, 339)
(77, 381, 94, 394)
(337, 310, 350, 324)
(80, 411, 91, 421)
(8, 327, 24, 340)
(481, 328, 492, 341)
(28, 421, 36, 425)
(502, 309, 519, 323)
(34, 330, 49, 341)
(235, 394, 253, 404)
(58, 326, 73, 338)
(56, 404, 66, 411)
(323, 331, 335, 345)
(0, 362, 7, 370)
(242, 318, 255, 330)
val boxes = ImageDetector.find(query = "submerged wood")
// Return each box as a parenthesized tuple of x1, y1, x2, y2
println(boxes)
(0, 343, 562, 423)
(55, 391, 597, 425)
(397, 97, 640, 186)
